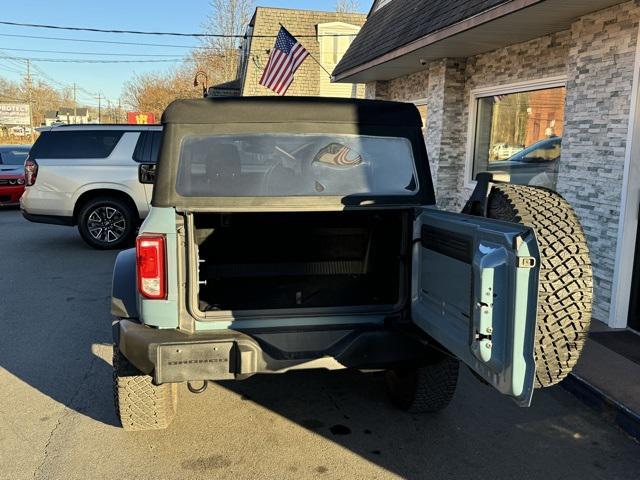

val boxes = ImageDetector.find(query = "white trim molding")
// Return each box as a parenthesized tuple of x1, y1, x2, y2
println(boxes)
(609, 25, 640, 329)
(464, 75, 568, 188)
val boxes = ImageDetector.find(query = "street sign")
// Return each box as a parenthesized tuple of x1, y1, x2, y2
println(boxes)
(0, 103, 31, 126)
(127, 112, 156, 124)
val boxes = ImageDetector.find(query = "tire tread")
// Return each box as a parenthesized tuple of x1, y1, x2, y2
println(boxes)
(112, 345, 177, 431)
(386, 357, 460, 413)
(488, 184, 593, 388)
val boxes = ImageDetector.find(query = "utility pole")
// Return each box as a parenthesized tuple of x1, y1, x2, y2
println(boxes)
(25, 59, 34, 142)
(96, 93, 102, 123)
(117, 98, 121, 124)
(73, 83, 77, 125)
(107, 100, 112, 123)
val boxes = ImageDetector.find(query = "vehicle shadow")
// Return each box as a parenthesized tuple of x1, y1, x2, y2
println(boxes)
(2, 211, 638, 478)
(0, 216, 120, 427)
(212, 368, 639, 479)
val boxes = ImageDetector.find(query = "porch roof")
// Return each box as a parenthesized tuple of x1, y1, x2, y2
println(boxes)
(333, 0, 625, 83)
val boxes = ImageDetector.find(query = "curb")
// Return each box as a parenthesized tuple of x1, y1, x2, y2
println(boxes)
(562, 373, 640, 443)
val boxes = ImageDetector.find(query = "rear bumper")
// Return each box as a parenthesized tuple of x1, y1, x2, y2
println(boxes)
(0, 185, 24, 206)
(114, 319, 428, 384)
(21, 211, 74, 226)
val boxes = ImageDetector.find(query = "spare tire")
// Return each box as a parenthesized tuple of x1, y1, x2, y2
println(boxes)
(486, 184, 593, 388)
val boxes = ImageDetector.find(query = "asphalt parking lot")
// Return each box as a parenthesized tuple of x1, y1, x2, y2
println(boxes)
(1, 208, 639, 480)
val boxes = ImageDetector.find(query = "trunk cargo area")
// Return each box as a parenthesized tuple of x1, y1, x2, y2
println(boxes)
(193, 210, 409, 313)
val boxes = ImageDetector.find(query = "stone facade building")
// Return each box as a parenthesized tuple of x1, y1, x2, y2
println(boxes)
(210, 7, 366, 98)
(334, 0, 640, 331)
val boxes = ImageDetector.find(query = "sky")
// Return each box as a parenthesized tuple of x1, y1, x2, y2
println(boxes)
(0, 0, 370, 108)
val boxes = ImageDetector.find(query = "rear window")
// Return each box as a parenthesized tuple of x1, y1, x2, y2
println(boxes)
(30, 130, 124, 159)
(176, 134, 418, 197)
(133, 131, 162, 163)
(0, 148, 30, 165)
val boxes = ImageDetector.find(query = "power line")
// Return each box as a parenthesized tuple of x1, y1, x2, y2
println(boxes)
(28, 65, 103, 101)
(0, 56, 186, 64)
(0, 20, 359, 38)
(0, 46, 192, 57)
(0, 32, 214, 49)
(0, 52, 29, 70)
(0, 63, 25, 74)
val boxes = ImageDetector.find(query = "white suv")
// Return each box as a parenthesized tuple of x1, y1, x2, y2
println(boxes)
(21, 124, 162, 249)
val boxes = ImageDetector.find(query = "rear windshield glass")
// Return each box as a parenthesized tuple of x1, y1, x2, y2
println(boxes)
(30, 130, 124, 159)
(176, 134, 418, 197)
(0, 148, 29, 165)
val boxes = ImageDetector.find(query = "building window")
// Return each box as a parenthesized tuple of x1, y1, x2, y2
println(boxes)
(317, 22, 362, 98)
(470, 83, 566, 190)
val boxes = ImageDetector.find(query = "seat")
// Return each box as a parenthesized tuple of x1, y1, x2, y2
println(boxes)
(198, 143, 241, 195)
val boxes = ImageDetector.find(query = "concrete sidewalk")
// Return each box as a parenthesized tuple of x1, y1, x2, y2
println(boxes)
(563, 320, 640, 443)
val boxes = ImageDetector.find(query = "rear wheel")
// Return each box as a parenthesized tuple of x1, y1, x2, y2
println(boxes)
(385, 355, 459, 413)
(112, 345, 178, 431)
(77, 196, 137, 250)
(486, 184, 593, 387)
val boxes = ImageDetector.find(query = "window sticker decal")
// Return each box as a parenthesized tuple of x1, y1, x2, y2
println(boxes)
(313, 143, 363, 168)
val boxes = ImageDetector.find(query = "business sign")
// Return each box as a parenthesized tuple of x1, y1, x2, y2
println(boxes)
(127, 112, 156, 125)
(0, 103, 31, 126)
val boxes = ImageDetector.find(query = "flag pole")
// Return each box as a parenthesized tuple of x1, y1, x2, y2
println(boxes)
(279, 23, 333, 80)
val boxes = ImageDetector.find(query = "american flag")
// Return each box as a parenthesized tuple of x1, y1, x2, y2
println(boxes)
(259, 27, 309, 95)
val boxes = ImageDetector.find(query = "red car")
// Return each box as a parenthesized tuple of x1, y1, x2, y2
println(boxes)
(0, 145, 31, 207)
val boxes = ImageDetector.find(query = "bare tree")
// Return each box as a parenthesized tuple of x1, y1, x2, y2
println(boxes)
(335, 0, 360, 13)
(122, 67, 202, 119)
(0, 76, 73, 126)
(198, 0, 254, 85)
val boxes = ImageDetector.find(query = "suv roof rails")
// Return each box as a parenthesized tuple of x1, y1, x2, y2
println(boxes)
(50, 123, 161, 128)
(36, 123, 162, 133)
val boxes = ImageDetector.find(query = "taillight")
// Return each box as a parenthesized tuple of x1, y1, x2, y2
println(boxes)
(25, 159, 38, 186)
(136, 235, 166, 299)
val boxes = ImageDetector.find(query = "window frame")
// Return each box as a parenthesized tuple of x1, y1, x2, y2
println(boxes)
(464, 76, 567, 188)
(317, 22, 361, 98)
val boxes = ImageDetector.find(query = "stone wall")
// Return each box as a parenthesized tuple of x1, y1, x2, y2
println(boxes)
(368, 1, 640, 322)
(559, 1, 640, 321)
(242, 8, 366, 97)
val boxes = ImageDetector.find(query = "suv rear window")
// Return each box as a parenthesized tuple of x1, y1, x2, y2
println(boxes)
(133, 131, 162, 163)
(30, 130, 124, 159)
(0, 148, 30, 165)
(176, 133, 418, 198)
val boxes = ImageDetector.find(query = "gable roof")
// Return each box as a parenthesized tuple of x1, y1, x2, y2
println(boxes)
(334, 0, 511, 78)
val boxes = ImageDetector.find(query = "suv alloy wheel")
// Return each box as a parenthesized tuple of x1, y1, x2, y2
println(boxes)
(78, 197, 137, 249)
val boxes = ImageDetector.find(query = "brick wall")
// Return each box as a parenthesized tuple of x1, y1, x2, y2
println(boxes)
(368, 1, 640, 322)
(242, 8, 366, 97)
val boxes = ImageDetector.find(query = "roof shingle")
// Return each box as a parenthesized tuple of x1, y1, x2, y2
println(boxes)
(334, 0, 511, 77)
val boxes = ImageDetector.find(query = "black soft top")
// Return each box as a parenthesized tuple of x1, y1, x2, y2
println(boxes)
(162, 97, 423, 127)
(154, 96, 435, 210)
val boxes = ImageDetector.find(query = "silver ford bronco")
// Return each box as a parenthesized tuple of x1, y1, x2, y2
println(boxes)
(110, 97, 592, 431)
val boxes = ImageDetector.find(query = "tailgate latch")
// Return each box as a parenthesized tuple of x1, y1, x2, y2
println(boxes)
(517, 256, 536, 269)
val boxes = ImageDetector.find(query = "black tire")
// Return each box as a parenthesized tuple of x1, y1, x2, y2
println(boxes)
(385, 355, 459, 413)
(486, 184, 593, 388)
(112, 345, 178, 431)
(77, 196, 137, 250)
